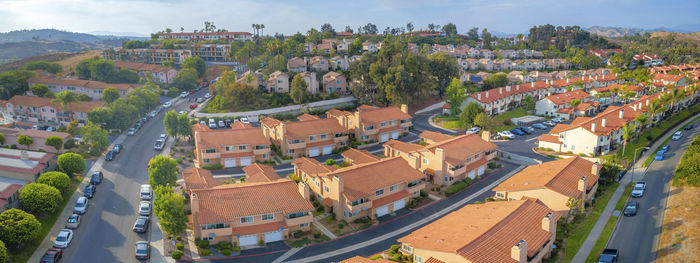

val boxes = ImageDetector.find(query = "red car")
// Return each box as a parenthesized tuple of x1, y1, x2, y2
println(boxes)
(189, 103, 198, 109)
(40, 248, 63, 263)
(189, 90, 195, 95)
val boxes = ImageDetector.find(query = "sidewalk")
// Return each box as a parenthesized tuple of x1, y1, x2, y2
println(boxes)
(571, 112, 700, 263)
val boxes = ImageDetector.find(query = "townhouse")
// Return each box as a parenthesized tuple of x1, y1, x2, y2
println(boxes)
(299, 72, 320, 93)
(535, 89, 596, 119)
(193, 124, 271, 168)
(190, 44, 232, 61)
(261, 115, 348, 158)
(157, 32, 252, 42)
(266, 71, 290, 93)
(494, 157, 599, 215)
(383, 133, 497, 186)
(309, 56, 329, 72)
(362, 42, 380, 53)
(462, 81, 553, 115)
(0, 128, 71, 153)
(550, 77, 595, 93)
(315, 42, 333, 54)
(649, 64, 699, 74)
(0, 148, 55, 182)
(101, 48, 191, 65)
(397, 199, 559, 263)
(114, 61, 177, 83)
(291, 156, 426, 221)
(242, 163, 282, 183)
(633, 54, 664, 67)
(652, 73, 687, 87)
(287, 57, 308, 72)
(330, 56, 350, 71)
(340, 148, 379, 165)
(236, 71, 262, 88)
(322, 72, 347, 94)
(335, 39, 354, 53)
(326, 105, 412, 143)
(28, 75, 137, 101)
(1, 95, 104, 126)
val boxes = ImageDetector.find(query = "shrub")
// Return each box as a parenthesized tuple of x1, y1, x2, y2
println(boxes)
(368, 254, 383, 260)
(420, 190, 428, 197)
(222, 249, 231, 256)
(176, 242, 185, 251)
(390, 244, 401, 253)
(324, 159, 336, 165)
(171, 250, 184, 259)
(199, 249, 211, 256)
(37, 171, 71, 194)
(474, 201, 483, 204)
(176, 236, 182, 241)
(444, 180, 470, 197)
(196, 239, 210, 249)
(314, 231, 321, 238)
(258, 239, 264, 246)
(503, 118, 513, 125)
(232, 246, 241, 252)
(201, 163, 224, 170)
(337, 223, 345, 229)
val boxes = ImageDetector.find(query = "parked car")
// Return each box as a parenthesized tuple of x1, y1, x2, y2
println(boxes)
(519, 126, 534, 134)
(180, 91, 188, 98)
(623, 201, 639, 216)
(153, 139, 165, 151)
(597, 248, 618, 263)
(141, 116, 148, 122)
(543, 121, 556, 126)
(631, 182, 646, 197)
(113, 144, 123, 154)
(654, 150, 665, 161)
(140, 184, 153, 200)
(133, 216, 150, 233)
(65, 214, 80, 229)
(189, 103, 198, 109)
(225, 119, 232, 127)
(160, 133, 168, 141)
(218, 120, 225, 128)
(46, 126, 56, 132)
(510, 128, 525, 136)
(204, 92, 211, 99)
(684, 124, 694, 130)
(671, 131, 682, 141)
(149, 111, 157, 118)
(497, 131, 516, 139)
(73, 197, 88, 214)
(90, 171, 103, 185)
(208, 119, 217, 129)
(189, 90, 195, 95)
(240, 117, 250, 124)
(552, 118, 565, 123)
(466, 127, 481, 134)
(532, 123, 547, 130)
(139, 201, 152, 216)
(178, 110, 187, 115)
(196, 97, 204, 103)
(32, 125, 40, 130)
(83, 184, 96, 198)
(53, 229, 74, 248)
(660, 144, 670, 153)
(105, 150, 115, 161)
(163, 101, 172, 108)
(135, 241, 150, 260)
(199, 121, 206, 126)
(40, 248, 63, 263)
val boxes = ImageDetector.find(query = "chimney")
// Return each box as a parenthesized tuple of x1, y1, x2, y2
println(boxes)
(517, 85, 520, 91)
(578, 176, 587, 192)
(20, 150, 29, 160)
(481, 131, 491, 142)
(478, 93, 482, 100)
(595, 75, 598, 80)
(298, 181, 310, 201)
(486, 91, 489, 98)
(506, 85, 511, 92)
(511, 240, 528, 262)
(601, 118, 607, 127)
(619, 109, 624, 119)
(332, 176, 344, 220)
(407, 154, 420, 169)
(500, 87, 503, 94)
(531, 82, 535, 88)
(566, 78, 570, 83)
(542, 212, 555, 233)
(591, 162, 600, 177)
(638, 102, 642, 111)
(632, 104, 637, 111)
(591, 122, 596, 132)
(436, 147, 446, 163)
(400, 104, 408, 114)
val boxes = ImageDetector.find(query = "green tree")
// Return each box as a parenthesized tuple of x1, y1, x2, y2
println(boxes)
(87, 107, 113, 127)
(174, 68, 199, 91)
(634, 113, 651, 143)
(182, 57, 206, 77)
(77, 93, 91, 101)
(268, 55, 286, 73)
(52, 90, 78, 122)
(177, 113, 192, 140)
(445, 78, 466, 116)
(621, 123, 636, 156)
(44, 136, 63, 152)
(19, 183, 62, 214)
(153, 186, 187, 235)
(0, 239, 7, 263)
(567, 99, 582, 107)
(483, 73, 508, 90)
(522, 95, 535, 111)
(30, 84, 51, 97)
(427, 53, 458, 98)
(0, 70, 36, 100)
(17, 135, 33, 149)
(24, 61, 62, 74)
(57, 152, 86, 175)
(163, 110, 179, 138)
(442, 23, 458, 37)
(565, 197, 584, 227)
(101, 87, 120, 103)
(0, 209, 41, 246)
(148, 155, 178, 187)
(460, 102, 484, 127)
(0, 133, 4, 145)
(37, 171, 71, 195)
(473, 112, 492, 130)
(290, 74, 309, 104)
(81, 121, 109, 153)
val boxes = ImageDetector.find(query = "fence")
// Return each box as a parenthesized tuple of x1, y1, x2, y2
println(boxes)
(193, 97, 356, 122)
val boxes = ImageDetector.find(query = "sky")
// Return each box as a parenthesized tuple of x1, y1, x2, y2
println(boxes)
(1, 0, 699, 36)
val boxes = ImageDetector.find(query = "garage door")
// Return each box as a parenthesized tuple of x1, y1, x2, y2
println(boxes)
(380, 133, 390, 142)
(224, 158, 237, 168)
(393, 199, 406, 211)
(264, 231, 282, 243)
(478, 165, 486, 176)
(309, 147, 320, 157)
(468, 170, 476, 179)
(376, 205, 389, 217)
(322, 145, 333, 155)
(240, 157, 252, 167)
(239, 235, 257, 246)
(391, 131, 399, 139)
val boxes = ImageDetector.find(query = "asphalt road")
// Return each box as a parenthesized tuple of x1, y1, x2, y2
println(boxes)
(606, 119, 699, 262)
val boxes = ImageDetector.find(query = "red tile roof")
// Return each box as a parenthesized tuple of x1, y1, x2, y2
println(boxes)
(358, 105, 411, 125)
(327, 157, 425, 201)
(469, 81, 550, 104)
(494, 157, 599, 198)
(243, 163, 281, 183)
(182, 167, 221, 192)
(426, 134, 498, 166)
(292, 157, 336, 175)
(418, 131, 452, 143)
(341, 148, 379, 164)
(542, 89, 590, 105)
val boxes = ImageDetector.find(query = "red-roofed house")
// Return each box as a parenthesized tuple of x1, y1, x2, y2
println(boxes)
(462, 81, 552, 115)
(652, 73, 687, 87)
(633, 54, 664, 67)
(193, 125, 271, 168)
(535, 89, 594, 119)
(0, 148, 56, 182)
(261, 116, 348, 159)
(28, 75, 138, 101)
(1, 95, 104, 126)
(327, 105, 412, 143)
(114, 61, 178, 83)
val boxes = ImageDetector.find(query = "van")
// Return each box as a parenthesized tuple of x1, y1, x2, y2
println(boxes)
(208, 119, 217, 129)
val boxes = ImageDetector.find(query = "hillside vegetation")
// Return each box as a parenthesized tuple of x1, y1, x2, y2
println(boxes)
(0, 50, 101, 74)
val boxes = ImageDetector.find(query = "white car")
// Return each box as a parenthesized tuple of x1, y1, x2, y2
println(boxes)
(163, 101, 172, 108)
(53, 229, 74, 248)
(159, 133, 168, 141)
(139, 201, 152, 216)
(497, 131, 515, 139)
(466, 127, 481, 134)
(671, 131, 682, 141)
(196, 97, 204, 103)
(204, 92, 211, 99)
(178, 110, 187, 115)
(543, 121, 556, 126)
(631, 182, 646, 197)
(208, 119, 217, 129)
(240, 117, 250, 124)
(140, 184, 153, 200)
(218, 120, 226, 128)
(180, 91, 188, 98)
(551, 118, 565, 123)
(65, 214, 80, 229)
(73, 196, 88, 214)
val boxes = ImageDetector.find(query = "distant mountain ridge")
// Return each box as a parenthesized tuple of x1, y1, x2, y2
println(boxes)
(0, 29, 146, 43)
(586, 25, 700, 38)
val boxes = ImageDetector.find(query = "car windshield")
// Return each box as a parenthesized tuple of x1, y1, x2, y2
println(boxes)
(626, 205, 635, 209)
(41, 256, 55, 262)
(56, 234, 67, 241)
(76, 201, 86, 207)
(68, 217, 77, 223)
(634, 186, 643, 190)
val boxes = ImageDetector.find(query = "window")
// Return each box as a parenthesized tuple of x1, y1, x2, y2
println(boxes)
(203, 159, 210, 163)
(414, 255, 424, 263)
(205, 149, 216, 153)
(402, 244, 412, 253)
(422, 158, 429, 165)
(389, 184, 398, 192)
(316, 181, 320, 187)
(238, 145, 246, 150)
(474, 153, 480, 159)
(291, 139, 301, 144)
(225, 146, 234, 151)
(380, 122, 386, 127)
(288, 211, 307, 219)
(203, 223, 230, 229)
(375, 189, 384, 196)
(255, 145, 266, 149)
(320, 134, 327, 139)
(365, 126, 374, 130)
(299, 223, 309, 227)
(309, 135, 315, 141)
(262, 154, 268, 158)
(388, 120, 394, 125)
(240, 216, 253, 223)
(324, 186, 329, 193)
(407, 180, 420, 188)
(288, 149, 295, 154)
(262, 214, 274, 221)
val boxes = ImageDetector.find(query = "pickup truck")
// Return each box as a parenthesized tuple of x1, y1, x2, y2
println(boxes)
(597, 248, 618, 263)
(153, 139, 165, 151)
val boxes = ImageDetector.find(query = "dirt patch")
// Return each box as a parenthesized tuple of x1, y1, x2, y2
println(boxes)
(408, 95, 443, 115)
(657, 186, 700, 263)
(204, 65, 234, 82)
(0, 50, 100, 74)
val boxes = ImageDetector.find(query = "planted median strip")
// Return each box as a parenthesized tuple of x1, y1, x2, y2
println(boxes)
(584, 183, 634, 262)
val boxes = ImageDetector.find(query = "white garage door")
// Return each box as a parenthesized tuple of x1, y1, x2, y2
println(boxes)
(393, 199, 406, 211)
(478, 164, 486, 176)
(224, 158, 237, 168)
(309, 147, 320, 157)
(376, 205, 389, 217)
(264, 231, 282, 243)
(380, 133, 390, 142)
(322, 145, 333, 155)
(239, 235, 257, 246)
(240, 157, 252, 167)
(468, 170, 476, 179)
(391, 131, 399, 139)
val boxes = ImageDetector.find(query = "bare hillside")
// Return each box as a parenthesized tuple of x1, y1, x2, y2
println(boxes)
(0, 50, 101, 75)
(651, 31, 700, 44)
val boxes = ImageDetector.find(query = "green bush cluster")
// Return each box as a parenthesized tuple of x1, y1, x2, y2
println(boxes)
(201, 163, 224, 170)
(170, 250, 184, 259)
(445, 178, 473, 197)
(674, 134, 700, 186)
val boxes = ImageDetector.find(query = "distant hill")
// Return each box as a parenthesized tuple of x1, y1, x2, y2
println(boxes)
(0, 50, 101, 73)
(650, 31, 700, 45)
(0, 29, 147, 43)
(586, 25, 700, 38)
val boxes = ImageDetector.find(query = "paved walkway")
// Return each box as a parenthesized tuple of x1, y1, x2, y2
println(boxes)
(150, 215, 177, 263)
(312, 219, 338, 239)
(572, 112, 700, 263)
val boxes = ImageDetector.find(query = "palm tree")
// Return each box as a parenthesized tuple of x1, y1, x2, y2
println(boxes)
(646, 100, 664, 124)
(671, 88, 685, 112)
(621, 123, 636, 157)
(260, 24, 265, 37)
(634, 113, 651, 143)
(52, 91, 78, 123)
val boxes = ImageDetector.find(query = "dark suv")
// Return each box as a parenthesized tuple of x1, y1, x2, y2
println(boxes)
(90, 171, 103, 185)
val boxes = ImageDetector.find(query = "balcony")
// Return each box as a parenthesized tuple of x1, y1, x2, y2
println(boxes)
(287, 141, 306, 150)
(364, 128, 378, 135)
(285, 212, 313, 226)
(253, 148, 270, 156)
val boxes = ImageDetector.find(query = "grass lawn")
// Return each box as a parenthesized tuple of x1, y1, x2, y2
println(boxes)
(8, 175, 84, 263)
(285, 226, 331, 247)
(584, 182, 634, 262)
(562, 182, 619, 262)
(432, 115, 464, 129)
(492, 107, 528, 131)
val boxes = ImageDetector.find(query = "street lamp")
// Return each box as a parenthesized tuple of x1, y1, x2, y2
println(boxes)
(632, 146, 650, 182)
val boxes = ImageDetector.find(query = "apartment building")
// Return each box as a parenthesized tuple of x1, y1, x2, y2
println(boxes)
(0, 178, 24, 213)
(101, 48, 191, 65)
(326, 105, 412, 143)
(0, 128, 71, 153)
(291, 156, 426, 221)
(193, 125, 271, 168)
(287, 57, 308, 72)
(1, 95, 104, 126)
(27, 73, 137, 100)
(157, 32, 252, 42)
(190, 44, 232, 61)
(362, 42, 380, 53)
(309, 56, 329, 72)
(266, 71, 290, 93)
(0, 149, 55, 182)
(550, 77, 595, 93)
(189, 179, 314, 245)
(494, 157, 599, 216)
(462, 81, 553, 115)
(299, 72, 320, 93)
(114, 61, 177, 83)
(383, 133, 497, 186)
(633, 54, 664, 67)
(322, 72, 347, 94)
(652, 73, 687, 87)
(535, 89, 594, 118)
(330, 56, 350, 71)
(261, 115, 348, 158)
(398, 199, 559, 263)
